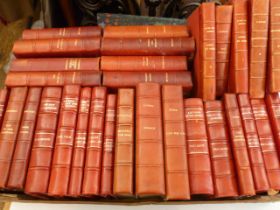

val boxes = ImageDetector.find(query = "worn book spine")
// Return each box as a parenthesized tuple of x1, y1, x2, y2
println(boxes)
(7, 88, 42, 190)
(0, 88, 9, 127)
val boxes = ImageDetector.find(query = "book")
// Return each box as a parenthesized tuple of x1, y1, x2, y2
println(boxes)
(101, 56, 188, 72)
(188, 2, 216, 101)
(24, 87, 62, 196)
(204, 100, 238, 198)
(237, 94, 269, 193)
(0, 87, 28, 188)
(82, 87, 107, 196)
(162, 85, 190, 200)
(68, 87, 91, 197)
(184, 98, 214, 196)
(100, 94, 117, 196)
(223, 94, 255, 196)
(7, 88, 42, 190)
(0, 88, 9, 127)
(48, 85, 80, 197)
(101, 37, 195, 56)
(135, 83, 165, 197)
(113, 89, 135, 196)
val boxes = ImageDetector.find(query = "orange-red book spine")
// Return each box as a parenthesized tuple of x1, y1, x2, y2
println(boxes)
(0, 88, 9, 128)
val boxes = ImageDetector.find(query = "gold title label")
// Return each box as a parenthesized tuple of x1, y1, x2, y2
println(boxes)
(65, 59, 81, 70)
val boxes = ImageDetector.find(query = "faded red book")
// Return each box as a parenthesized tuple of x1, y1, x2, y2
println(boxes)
(82, 87, 107, 196)
(0, 88, 9, 127)
(100, 94, 117, 196)
(204, 101, 238, 198)
(188, 2, 216, 100)
(68, 88, 91, 197)
(0, 87, 28, 188)
(237, 94, 269, 193)
(101, 37, 195, 56)
(136, 83, 165, 197)
(24, 87, 62, 196)
(13, 37, 100, 58)
(48, 85, 80, 197)
(101, 56, 188, 72)
(223, 94, 255, 196)
(7, 88, 42, 190)
(184, 98, 214, 196)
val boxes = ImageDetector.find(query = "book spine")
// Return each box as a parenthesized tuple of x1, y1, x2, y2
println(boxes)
(101, 56, 188, 72)
(24, 87, 62, 196)
(0, 88, 9, 127)
(0, 87, 28, 188)
(5, 71, 101, 87)
(113, 89, 134, 196)
(223, 94, 255, 196)
(100, 94, 117, 196)
(204, 101, 238, 198)
(237, 94, 269, 193)
(7, 88, 42, 190)
(251, 99, 280, 190)
(82, 87, 107, 196)
(48, 85, 80, 196)
(184, 98, 214, 195)
(135, 83, 165, 197)
(68, 87, 91, 197)
(162, 85, 190, 200)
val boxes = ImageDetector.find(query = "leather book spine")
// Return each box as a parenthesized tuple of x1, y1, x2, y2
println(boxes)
(5, 71, 101, 87)
(82, 87, 107, 196)
(68, 87, 91, 197)
(12, 37, 100, 58)
(0, 88, 9, 128)
(100, 94, 117, 196)
(48, 85, 80, 197)
(215, 5, 233, 97)
(237, 94, 269, 193)
(24, 87, 62, 196)
(223, 94, 255, 196)
(204, 101, 238, 198)
(7, 88, 42, 190)
(22, 26, 101, 39)
(162, 85, 190, 200)
(101, 37, 195, 56)
(0, 87, 28, 188)
(113, 89, 135, 196)
(251, 99, 280, 190)
(136, 83, 165, 197)
(101, 56, 188, 72)
(184, 98, 214, 196)
(10, 58, 100, 72)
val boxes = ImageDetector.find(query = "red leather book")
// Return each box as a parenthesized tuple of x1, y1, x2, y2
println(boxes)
(48, 85, 80, 197)
(13, 37, 100, 58)
(228, 0, 249, 93)
(136, 83, 165, 197)
(215, 5, 233, 97)
(7, 88, 42, 190)
(68, 87, 91, 197)
(162, 85, 190, 200)
(0, 87, 28, 188)
(249, 0, 269, 98)
(237, 94, 269, 193)
(103, 71, 193, 91)
(5, 71, 101, 87)
(204, 101, 238, 198)
(100, 94, 117, 196)
(223, 94, 255, 196)
(22, 26, 101, 39)
(101, 37, 195, 56)
(24, 87, 62, 196)
(251, 99, 280, 191)
(184, 98, 214, 196)
(188, 2, 216, 101)
(101, 56, 188, 72)
(10, 58, 100, 72)
(0, 88, 9, 127)
(82, 87, 107, 196)
(103, 25, 189, 38)
(113, 89, 134, 196)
